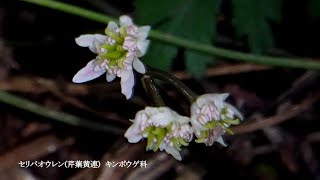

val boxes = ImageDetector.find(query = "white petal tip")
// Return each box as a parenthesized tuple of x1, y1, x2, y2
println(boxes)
(121, 70, 135, 99)
(165, 147, 182, 161)
(106, 73, 116, 82)
(120, 15, 133, 26)
(75, 34, 94, 47)
(141, 26, 151, 32)
(225, 103, 244, 120)
(216, 137, 228, 147)
(137, 40, 150, 56)
(133, 59, 146, 74)
(125, 94, 132, 100)
(220, 93, 230, 100)
(72, 60, 105, 83)
(107, 21, 119, 31)
(138, 26, 151, 40)
(72, 77, 85, 83)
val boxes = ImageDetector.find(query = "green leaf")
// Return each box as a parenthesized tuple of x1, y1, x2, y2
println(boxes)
(143, 41, 178, 70)
(184, 0, 221, 78)
(185, 52, 213, 79)
(135, 0, 221, 77)
(232, 0, 282, 54)
(309, 0, 320, 18)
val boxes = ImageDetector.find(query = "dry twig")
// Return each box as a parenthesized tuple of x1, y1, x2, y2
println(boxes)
(232, 94, 319, 134)
(0, 134, 74, 173)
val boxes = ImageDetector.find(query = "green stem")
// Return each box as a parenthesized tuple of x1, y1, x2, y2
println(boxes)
(149, 31, 320, 69)
(0, 91, 124, 135)
(22, 0, 320, 69)
(23, 0, 115, 24)
(148, 68, 197, 103)
(141, 75, 165, 107)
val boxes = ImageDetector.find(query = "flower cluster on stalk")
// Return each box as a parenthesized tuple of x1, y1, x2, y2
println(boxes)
(125, 93, 243, 160)
(72, 15, 243, 161)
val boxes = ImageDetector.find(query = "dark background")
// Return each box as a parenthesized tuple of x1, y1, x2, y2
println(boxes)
(0, 0, 319, 179)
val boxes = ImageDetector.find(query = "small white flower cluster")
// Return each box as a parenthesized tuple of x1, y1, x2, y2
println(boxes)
(191, 93, 243, 146)
(70, 15, 243, 161)
(72, 15, 150, 99)
(125, 94, 243, 160)
(125, 107, 193, 161)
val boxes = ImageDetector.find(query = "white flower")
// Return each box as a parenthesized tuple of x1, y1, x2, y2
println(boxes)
(72, 15, 151, 99)
(190, 93, 243, 146)
(125, 107, 193, 161)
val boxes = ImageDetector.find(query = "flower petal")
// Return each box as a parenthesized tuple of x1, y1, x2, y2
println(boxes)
(76, 34, 107, 53)
(94, 34, 107, 43)
(88, 39, 100, 53)
(120, 70, 135, 99)
(151, 111, 173, 126)
(137, 26, 151, 40)
(217, 93, 229, 101)
(107, 21, 119, 31)
(145, 107, 160, 115)
(216, 136, 228, 147)
(225, 103, 244, 120)
(72, 60, 105, 83)
(204, 93, 228, 109)
(176, 116, 190, 124)
(159, 142, 166, 151)
(120, 15, 133, 26)
(124, 126, 143, 143)
(106, 73, 116, 82)
(165, 146, 182, 161)
(190, 115, 206, 133)
(133, 58, 146, 74)
(75, 34, 95, 47)
(137, 40, 150, 57)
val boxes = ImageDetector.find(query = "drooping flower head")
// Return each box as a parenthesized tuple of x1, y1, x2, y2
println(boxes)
(125, 107, 193, 160)
(72, 15, 150, 99)
(190, 93, 243, 146)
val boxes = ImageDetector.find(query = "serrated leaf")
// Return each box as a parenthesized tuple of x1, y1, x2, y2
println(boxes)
(232, 0, 282, 54)
(185, 52, 213, 79)
(134, 0, 184, 25)
(183, 0, 221, 78)
(135, 0, 221, 77)
(143, 42, 177, 70)
(309, 0, 320, 18)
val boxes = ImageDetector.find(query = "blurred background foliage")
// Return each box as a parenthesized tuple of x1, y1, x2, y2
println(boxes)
(132, 0, 320, 78)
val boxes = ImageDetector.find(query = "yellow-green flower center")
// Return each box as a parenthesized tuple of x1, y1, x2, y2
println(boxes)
(195, 107, 241, 144)
(97, 28, 129, 68)
(143, 123, 189, 152)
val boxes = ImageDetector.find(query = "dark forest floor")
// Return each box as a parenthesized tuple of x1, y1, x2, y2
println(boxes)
(0, 1, 319, 180)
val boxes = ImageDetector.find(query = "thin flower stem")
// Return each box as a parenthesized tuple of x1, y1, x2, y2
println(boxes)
(22, 0, 320, 70)
(141, 75, 165, 107)
(0, 91, 124, 135)
(148, 68, 197, 103)
(149, 31, 320, 70)
(23, 0, 115, 23)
